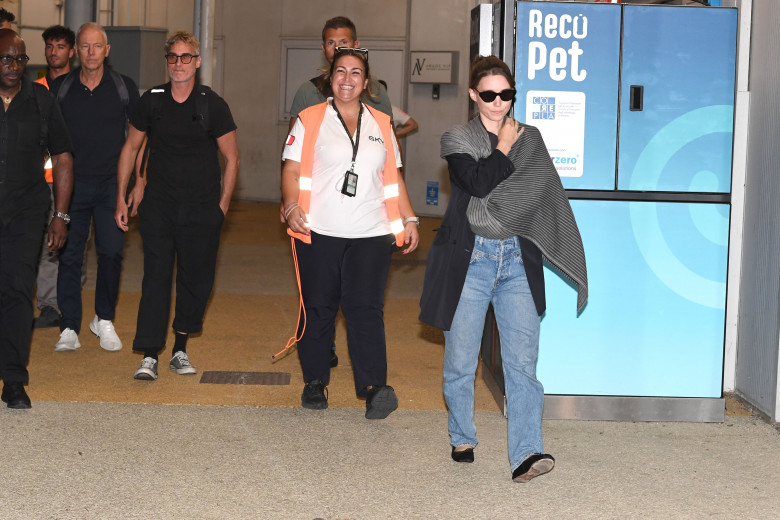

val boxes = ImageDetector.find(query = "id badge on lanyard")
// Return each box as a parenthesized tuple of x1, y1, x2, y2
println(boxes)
(333, 102, 363, 198)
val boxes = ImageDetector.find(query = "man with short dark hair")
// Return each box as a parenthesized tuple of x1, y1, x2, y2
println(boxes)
(32, 24, 76, 329)
(0, 8, 15, 30)
(0, 29, 73, 408)
(288, 16, 393, 131)
(50, 22, 139, 353)
(37, 25, 75, 89)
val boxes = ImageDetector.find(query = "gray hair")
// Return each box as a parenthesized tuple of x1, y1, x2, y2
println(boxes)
(76, 22, 108, 45)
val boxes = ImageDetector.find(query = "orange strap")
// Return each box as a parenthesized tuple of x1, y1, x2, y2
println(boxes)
(272, 237, 307, 361)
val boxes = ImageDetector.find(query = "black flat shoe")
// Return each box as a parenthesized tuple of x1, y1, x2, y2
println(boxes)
(512, 453, 555, 482)
(451, 446, 474, 463)
(1, 382, 32, 409)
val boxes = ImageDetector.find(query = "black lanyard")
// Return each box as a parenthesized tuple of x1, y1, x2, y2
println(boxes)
(331, 101, 363, 172)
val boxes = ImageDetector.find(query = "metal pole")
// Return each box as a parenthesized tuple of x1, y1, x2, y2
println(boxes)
(198, 0, 215, 87)
(64, 0, 95, 30)
(193, 0, 201, 39)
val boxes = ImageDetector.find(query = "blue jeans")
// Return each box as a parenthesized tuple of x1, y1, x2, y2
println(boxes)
(443, 235, 543, 471)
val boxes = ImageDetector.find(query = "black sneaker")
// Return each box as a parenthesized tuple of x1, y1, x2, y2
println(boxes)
(301, 380, 328, 410)
(1, 382, 31, 409)
(365, 385, 398, 419)
(33, 306, 61, 328)
(330, 341, 339, 368)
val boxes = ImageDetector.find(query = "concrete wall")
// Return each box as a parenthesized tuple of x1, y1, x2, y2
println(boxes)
(735, 0, 780, 422)
(222, 0, 475, 212)
(215, 0, 414, 202)
(12, 0, 481, 208)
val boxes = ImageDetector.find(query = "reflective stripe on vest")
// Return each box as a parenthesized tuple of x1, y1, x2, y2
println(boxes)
(35, 76, 53, 183)
(287, 101, 404, 246)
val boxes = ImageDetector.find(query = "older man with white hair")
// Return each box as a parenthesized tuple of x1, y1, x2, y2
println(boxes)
(50, 22, 139, 353)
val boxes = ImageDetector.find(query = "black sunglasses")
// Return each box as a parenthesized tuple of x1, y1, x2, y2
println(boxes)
(334, 46, 369, 60)
(165, 53, 199, 64)
(475, 88, 516, 102)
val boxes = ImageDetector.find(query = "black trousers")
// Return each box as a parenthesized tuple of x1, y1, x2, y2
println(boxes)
(294, 232, 394, 397)
(58, 176, 125, 333)
(0, 206, 47, 383)
(132, 199, 224, 352)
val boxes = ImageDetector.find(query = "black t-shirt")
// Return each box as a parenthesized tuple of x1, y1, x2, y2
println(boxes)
(51, 68, 139, 180)
(0, 79, 72, 223)
(130, 83, 236, 204)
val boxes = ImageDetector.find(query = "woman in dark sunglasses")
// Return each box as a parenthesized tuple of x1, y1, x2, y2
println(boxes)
(419, 56, 587, 482)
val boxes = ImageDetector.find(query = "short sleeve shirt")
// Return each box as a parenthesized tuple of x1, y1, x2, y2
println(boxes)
(0, 79, 72, 222)
(51, 68, 140, 180)
(130, 83, 237, 204)
(391, 106, 411, 127)
(282, 100, 402, 239)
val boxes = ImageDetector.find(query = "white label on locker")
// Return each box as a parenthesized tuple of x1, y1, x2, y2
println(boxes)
(526, 90, 585, 178)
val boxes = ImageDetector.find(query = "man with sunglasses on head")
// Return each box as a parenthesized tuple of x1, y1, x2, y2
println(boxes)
(288, 16, 393, 131)
(49, 22, 139, 354)
(114, 31, 238, 381)
(0, 29, 74, 408)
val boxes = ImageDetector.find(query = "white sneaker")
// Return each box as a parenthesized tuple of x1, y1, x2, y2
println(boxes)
(54, 328, 81, 352)
(89, 315, 123, 351)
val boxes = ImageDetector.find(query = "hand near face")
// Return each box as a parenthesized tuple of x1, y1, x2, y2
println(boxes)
(496, 117, 524, 156)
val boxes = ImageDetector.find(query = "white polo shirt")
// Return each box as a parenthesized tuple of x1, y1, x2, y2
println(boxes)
(283, 100, 402, 239)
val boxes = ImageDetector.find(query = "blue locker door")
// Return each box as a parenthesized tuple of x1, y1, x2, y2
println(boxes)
(514, 1, 621, 190)
(539, 199, 729, 398)
(618, 6, 737, 193)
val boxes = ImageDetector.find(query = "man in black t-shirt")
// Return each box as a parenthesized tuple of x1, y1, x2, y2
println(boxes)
(51, 23, 140, 354)
(115, 31, 239, 381)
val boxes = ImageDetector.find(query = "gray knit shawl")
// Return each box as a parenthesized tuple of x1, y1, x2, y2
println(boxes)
(440, 117, 588, 312)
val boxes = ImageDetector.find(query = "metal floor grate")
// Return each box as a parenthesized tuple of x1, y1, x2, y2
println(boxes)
(199, 371, 291, 385)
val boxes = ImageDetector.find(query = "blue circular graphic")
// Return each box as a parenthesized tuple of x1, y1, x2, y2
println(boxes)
(629, 105, 731, 309)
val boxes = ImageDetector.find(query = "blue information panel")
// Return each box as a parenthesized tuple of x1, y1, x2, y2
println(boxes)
(514, 1, 621, 190)
(539, 200, 728, 397)
(618, 6, 737, 192)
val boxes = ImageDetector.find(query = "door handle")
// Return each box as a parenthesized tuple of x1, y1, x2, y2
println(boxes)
(630, 85, 644, 111)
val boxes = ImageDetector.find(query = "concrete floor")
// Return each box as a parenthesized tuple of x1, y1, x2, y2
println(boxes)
(5, 201, 778, 519)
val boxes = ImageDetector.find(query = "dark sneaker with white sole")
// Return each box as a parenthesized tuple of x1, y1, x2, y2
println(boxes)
(169, 351, 197, 375)
(134, 357, 158, 380)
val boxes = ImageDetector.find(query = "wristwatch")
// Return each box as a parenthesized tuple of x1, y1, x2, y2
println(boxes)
(53, 211, 71, 224)
(404, 217, 420, 227)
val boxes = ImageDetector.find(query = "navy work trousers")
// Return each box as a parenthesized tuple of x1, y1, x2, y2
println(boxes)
(57, 176, 124, 333)
(294, 231, 394, 397)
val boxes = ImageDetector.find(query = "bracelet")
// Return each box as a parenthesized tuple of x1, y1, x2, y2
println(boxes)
(403, 216, 420, 227)
(53, 211, 71, 224)
(283, 203, 299, 220)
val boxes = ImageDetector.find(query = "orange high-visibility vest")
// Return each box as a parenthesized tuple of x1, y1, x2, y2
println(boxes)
(35, 76, 53, 183)
(287, 101, 404, 246)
